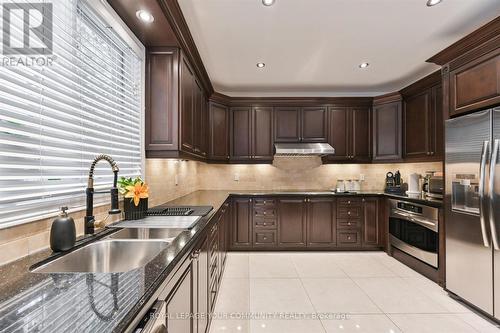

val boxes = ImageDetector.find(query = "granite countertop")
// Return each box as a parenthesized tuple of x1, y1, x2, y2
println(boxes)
(0, 190, 441, 333)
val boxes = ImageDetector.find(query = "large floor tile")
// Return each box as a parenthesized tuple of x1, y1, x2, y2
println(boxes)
(249, 253, 298, 278)
(388, 314, 478, 333)
(213, 278, 250, 314)
(321, 314, 401, 333)
(403, 277, 470, 313)
(302, 278, 381, 314)
(291, 253, 347, 278)
(223, 253, 249, 278)
(250, 278, 315, 313)
(374, 253, 424, 278)
(353, 277, 448, 313)
(456, 313, 500, 333)
(250, 319, 326, 333)
(332, 254, 397, 278)
(209, 319, 249, 333)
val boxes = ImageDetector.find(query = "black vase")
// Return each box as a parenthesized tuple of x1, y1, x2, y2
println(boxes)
(123, 198, 148, 220)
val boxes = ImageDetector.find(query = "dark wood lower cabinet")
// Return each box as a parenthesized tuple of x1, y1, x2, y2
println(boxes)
(277, 198, 307, 247)
(306, 197, 336, 247)
(231, 197, 253, 248)
(193, 237, 208, 333)
(362, 197, 380, 247)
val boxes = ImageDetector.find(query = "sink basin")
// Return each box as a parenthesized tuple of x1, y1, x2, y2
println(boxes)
(31, 239, 169, 274)
(107, 227, 184, 241)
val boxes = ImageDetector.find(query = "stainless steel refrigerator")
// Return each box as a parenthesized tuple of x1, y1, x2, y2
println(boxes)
(445, 107, 500, 320)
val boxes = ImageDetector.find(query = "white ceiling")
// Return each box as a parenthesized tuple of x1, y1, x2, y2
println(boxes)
(179, 0, 500, 97)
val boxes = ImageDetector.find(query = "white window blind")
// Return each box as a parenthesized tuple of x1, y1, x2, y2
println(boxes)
(0, 0, 143, 228)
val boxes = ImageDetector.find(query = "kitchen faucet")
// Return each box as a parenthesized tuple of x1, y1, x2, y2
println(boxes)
(84, 154, 121, 234)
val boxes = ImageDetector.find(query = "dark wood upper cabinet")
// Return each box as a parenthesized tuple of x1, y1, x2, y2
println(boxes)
(362, 197, 380, 247)
(231, 197, 253, 248)
(277, 198, 307, 247)
(274, 107, 327, 143)
(402, 76, 443, 161)
(230, 107, 252, 161)
(449, 51, 500, 117)
(301, 107, 328, 142)
(351, 107, 371, 162)
(274, 107, 301, 142)
(209, 102, 229, 161)
(326, 107, 371, 162)
(180, 57, 195, 153)
(306, 197, 336, 247)
(372, 95, 402, 161)
(252, 107, 274, 160)
(145, 48, 179, 155)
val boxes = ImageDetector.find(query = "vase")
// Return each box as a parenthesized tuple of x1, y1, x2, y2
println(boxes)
(123, 198, 148, 220)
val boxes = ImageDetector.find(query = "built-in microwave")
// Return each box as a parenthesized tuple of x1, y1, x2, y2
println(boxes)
(388, 199, 439, 268)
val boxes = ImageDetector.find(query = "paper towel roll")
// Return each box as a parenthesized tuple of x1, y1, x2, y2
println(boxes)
(408, 173, 420, 193)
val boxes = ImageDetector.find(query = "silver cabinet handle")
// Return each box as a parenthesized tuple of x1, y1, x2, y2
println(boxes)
(479, 140, 491, 247)
(489, 139, 499, 250)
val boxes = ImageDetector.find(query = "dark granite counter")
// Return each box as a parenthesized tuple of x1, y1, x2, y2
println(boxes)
(0, 190, 441, 333)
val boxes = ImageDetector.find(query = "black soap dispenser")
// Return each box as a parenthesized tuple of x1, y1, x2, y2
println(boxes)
(50, 207, 76, 252)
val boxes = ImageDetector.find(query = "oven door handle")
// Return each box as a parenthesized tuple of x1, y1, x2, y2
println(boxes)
(479, 140, 491, 247)
(390, 209, 437, 232)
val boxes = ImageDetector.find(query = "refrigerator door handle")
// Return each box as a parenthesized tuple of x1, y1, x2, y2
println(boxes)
(489, 139, 499, 250)
(479, 140, 490, 247)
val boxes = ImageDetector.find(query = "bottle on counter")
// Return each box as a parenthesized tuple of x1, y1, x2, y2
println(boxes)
(336, 179, 345, 193)
(50, 206, 76, 252)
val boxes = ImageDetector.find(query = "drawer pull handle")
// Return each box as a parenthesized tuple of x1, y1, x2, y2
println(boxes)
(347, 211, 351, 215)
(347, 222, 351, 225)
(347, 236, 351, 240)
(263, 237, 267, 240)
(263, 223, 267, 226)
(348, 200, 351, 204)
(263, 201, 266, 204)
(264, 212, 267, 215)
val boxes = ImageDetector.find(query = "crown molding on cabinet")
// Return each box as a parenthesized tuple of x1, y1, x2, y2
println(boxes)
(399, 70, 441, 97)
(373, 92, 402, 106)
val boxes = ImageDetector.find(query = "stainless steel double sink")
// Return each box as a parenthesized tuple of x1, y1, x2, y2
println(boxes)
(31, 225, 187, 274)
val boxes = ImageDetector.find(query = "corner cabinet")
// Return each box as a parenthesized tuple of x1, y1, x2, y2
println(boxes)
(325, 107, 371, 162)
(274, 107, 328, 143)
(230, 107, 273, 162)
(372, 95, 402, 162)
(145, 47, 208, 159)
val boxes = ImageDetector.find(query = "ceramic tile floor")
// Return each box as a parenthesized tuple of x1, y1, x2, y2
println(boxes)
(209, 252, 500, 333)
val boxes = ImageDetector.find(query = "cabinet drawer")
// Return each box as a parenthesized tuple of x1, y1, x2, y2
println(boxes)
(253, 230, 277, 246)
(337, 207, 361, 219)
(337, 230, 361, 246)
(254, 208, 276, 218)
(254, 217, 277, 229)
(337, 219, 360, 229)
(337, 197, 362, 207)
(254, 198, 276, 207)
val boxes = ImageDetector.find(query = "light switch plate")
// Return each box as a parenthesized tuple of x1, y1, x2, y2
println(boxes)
(234, 173, 239, 181)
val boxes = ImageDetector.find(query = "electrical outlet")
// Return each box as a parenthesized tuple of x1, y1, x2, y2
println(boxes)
(359, 174, 365, 181)
(234, 173, 239, 181)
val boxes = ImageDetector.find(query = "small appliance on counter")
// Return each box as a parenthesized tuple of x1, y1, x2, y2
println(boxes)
(406, 173, 422, 197)
(385, 171, 405, 195)
(422, 171, 444, 200)
(50, 207, 76, 252)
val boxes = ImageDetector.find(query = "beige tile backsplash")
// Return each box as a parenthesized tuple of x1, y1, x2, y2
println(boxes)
(0, 157, 442, 265)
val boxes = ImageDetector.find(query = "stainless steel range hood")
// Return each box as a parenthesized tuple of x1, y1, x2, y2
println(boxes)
(274, 143, 335, 156)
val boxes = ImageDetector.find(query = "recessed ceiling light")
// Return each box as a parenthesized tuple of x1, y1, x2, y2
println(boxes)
(136, 10, 154, 23)
(262, 0, 275, 6)
(256, 62, 266, 68)
(359, 62, 369, 69)
(426, 0, 443, 7)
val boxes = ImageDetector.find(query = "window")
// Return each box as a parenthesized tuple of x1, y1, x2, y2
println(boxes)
(0, 0, 144, 227)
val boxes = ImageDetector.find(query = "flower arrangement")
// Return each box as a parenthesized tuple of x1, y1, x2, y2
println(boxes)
(118, 176, 149, 220)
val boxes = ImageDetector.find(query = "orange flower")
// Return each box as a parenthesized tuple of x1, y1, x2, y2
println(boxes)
(124, 182, 149, 206)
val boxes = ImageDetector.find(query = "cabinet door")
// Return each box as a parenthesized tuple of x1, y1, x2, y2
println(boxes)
(252, 107, 274, 160)
(404, 90, 431, 159)
(192, 79, 203, 155)
(180, 57, 195, 153)
(307, 197, 336, 247)
(209, 103, 229, 161)
(372, 101, 402, 161)
(301, 107, 328, 142)
(362, 197, 379, 247)
(274, 107, 301, 142)
(166, 261, 194, 333)
(351, 107, 371, 162)
(278, 198, 306, 247)
(230, 107, 252, 161)
(194, 237, 208, 333)
(231, 198, 253, 248)
(327, 107, 350, 161)
(145, 49, 179, 154)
